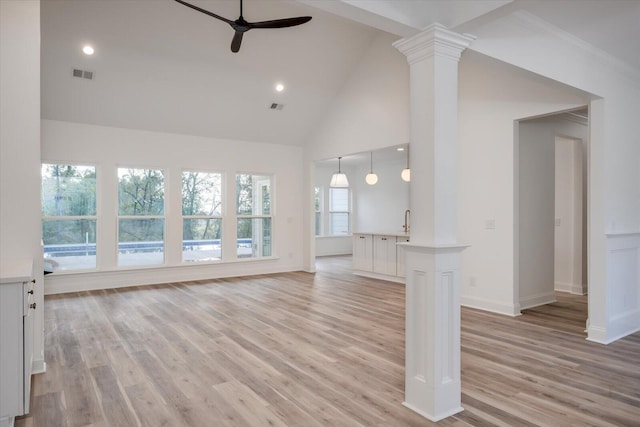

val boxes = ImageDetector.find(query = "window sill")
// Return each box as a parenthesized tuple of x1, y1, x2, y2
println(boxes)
(44, 256, 281, 276)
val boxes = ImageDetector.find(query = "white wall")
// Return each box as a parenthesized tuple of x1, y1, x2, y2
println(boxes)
(41, 120, 304, 294)
(0, 0, 45, 372)
(460, 9, 640, 342)
(458, 52, 589, 316)
(305, 31, 408, 162)
(352, 158, 409, 233)
(516, 117, 587, 310)
(555, 136, 585, 294)
(304, 31, 408, 266)
(517, 119, 556, 310)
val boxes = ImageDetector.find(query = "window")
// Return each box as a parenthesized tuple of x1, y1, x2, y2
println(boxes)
(182, 171, 222, 262)
(329, 187, 350, 235)
(236, 174, 272, 258)
(118, 168, 165, 267)
(314, 186, 322, 236)
(41, 164, 97, 271)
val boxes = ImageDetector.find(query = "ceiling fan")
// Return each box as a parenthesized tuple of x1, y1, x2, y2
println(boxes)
(174, 0, 312, 53)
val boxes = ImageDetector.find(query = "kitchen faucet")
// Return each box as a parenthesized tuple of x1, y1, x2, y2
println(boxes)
(403, 209, 410, 233)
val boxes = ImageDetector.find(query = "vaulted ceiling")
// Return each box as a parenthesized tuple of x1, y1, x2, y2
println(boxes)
(41, 0, 640, 147)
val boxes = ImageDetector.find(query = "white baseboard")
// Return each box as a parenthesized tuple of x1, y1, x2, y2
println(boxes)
(402, 402, 464, 422)
(588, 308, 640, 344)
(32, 358, 46, 375)
(353, 270, 405, 284)
(461, 295, 521, 316)
(554, 281, 586, 295)
(519, 292, 556, 310)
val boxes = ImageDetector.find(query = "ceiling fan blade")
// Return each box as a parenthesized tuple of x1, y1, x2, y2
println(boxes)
(231, 31, 244, 53)
(174, 0, 234, 26)
(248, 16, 312, 29)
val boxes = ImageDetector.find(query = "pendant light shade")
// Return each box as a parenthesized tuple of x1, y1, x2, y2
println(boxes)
(330, 157, 349, 188)
(365, 152, 378, 185)
(401, 144, 411, 182)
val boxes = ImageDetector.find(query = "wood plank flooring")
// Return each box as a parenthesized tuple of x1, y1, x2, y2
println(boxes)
(16, 256, 640, 426)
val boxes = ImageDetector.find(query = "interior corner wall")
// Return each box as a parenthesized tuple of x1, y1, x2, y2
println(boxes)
(457, 52, 588, 316)
(41, 120, 304, 294)
(0, 0, 45, 372)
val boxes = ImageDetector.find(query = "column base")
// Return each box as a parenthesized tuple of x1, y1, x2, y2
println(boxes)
(403, 401, 464, 422)
(400, 243, 467, 422)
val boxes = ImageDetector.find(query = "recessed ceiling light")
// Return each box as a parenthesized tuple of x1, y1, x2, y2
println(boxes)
(82, 45, 95, 55)
(275, 83, 285, 92)
(397, 147, 405, 151)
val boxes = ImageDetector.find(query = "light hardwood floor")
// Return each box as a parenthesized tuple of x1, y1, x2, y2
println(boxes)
(16, 256, 640, 426)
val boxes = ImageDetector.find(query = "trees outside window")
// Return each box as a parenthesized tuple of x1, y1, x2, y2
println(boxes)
(41, 164, 97, 271)
(117, 168, 165, 267)
(236, 174, 272, 258)
(182, 171, 222, 262)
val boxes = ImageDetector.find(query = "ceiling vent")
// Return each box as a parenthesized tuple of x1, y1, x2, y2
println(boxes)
(72, 68, 94, 80)
(269, 103, 285, 111)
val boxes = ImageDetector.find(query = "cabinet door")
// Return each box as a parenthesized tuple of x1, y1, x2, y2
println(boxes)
(353, 234, 373, 271)
(397, 236, 410, 278)
(373, 235, 397, 276)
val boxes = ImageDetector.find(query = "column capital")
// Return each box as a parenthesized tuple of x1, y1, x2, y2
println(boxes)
(393, 23, 476, 65)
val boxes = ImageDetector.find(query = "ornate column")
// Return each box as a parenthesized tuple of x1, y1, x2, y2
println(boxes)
(393, 24, 473, 421)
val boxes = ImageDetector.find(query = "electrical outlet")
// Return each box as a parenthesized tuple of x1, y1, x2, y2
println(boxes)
(484, 219, 495, 230)
(469, 277, 477, 287)
(555, 218, 561, 226)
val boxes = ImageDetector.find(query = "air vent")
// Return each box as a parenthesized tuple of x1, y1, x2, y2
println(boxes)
(269, 103, 285, 111)
(72, 68, 95, 80)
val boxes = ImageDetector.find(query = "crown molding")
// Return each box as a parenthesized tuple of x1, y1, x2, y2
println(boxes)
(512, 10, 640, 86)
(393, 23, 476, 65)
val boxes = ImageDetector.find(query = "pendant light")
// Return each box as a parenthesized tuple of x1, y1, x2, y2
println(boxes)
(365, 152, 378, 185)
(330, 157, 349, 187)
(401, 144, 411, 182)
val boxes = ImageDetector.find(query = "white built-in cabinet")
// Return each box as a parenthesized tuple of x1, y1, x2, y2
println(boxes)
(373, 235, 397, 276)
(353, 234, 373, 272)
(0, 260, 35, 427)
(353, 233, 409, 283)
(396, 235, 410, 278)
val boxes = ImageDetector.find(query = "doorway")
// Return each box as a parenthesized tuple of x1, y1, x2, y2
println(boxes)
(516, 108, 589, 325)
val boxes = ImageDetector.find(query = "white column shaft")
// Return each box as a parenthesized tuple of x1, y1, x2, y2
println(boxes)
(394, 24, 473, 422)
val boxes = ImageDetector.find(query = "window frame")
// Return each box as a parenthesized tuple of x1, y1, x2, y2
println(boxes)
(314, 186, 323, 237)
(116, 166, 166, 267)
(235, 173, 274, 259)
(181, 169, 224, 263)
(41, 162, 98, 272)
(328, 187, 351, 236)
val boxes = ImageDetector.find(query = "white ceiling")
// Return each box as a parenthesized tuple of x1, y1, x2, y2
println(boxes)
(41, 0, 640, 147)
(41, 0, 379, 146)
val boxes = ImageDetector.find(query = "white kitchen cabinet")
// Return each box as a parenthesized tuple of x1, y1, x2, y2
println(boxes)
(353, 233, 373, 272)
(0, 260, 35, 427)
(396, 235, 410, 278)
(373, 235, 397, 276)
(352, 233, 409, 283)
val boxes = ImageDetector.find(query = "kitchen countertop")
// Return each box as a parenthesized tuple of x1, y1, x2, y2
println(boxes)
(0, 258, 33, 284)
